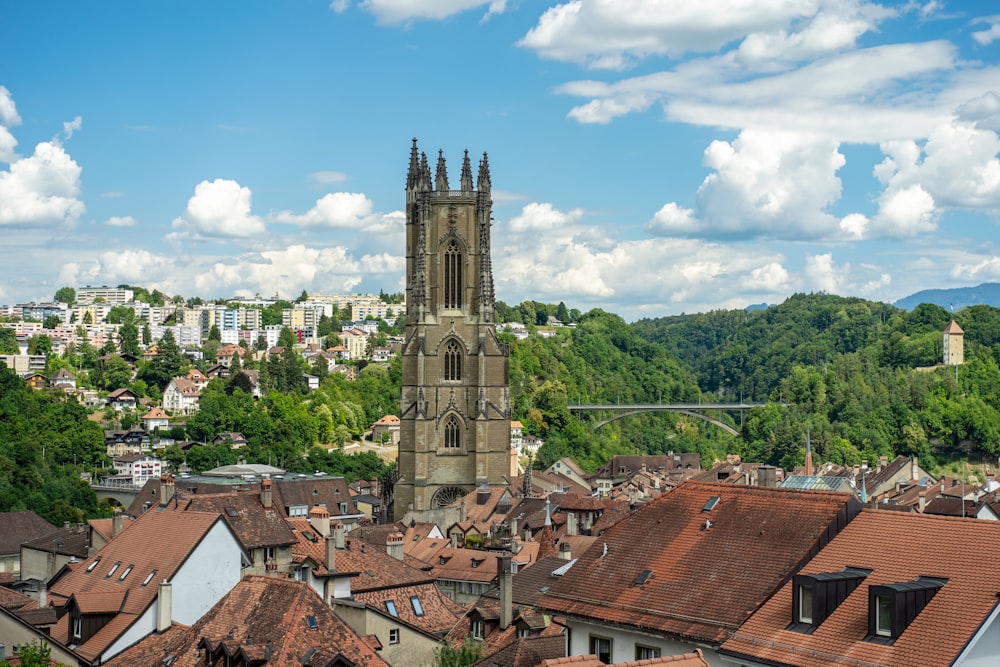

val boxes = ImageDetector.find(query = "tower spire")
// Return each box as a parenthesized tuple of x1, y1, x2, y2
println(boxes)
(435, 149, 449, 191)
(406, 137, 420, 189)
(460, 149, 474, 193)
(477, 151, 491, 194)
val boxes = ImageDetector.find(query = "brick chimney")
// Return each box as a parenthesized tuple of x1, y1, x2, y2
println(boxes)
(498, 555, 513, 630)
(309, 506, 331, 538)
(157, 581, 172, 633)
(559, 542, 572, 561)
(260, 478, 272, 509)
(160, 474, 175, 506)
(112, 508, 123, 538)
(386, 532, 404, 560)
(918, 490, 927, 513)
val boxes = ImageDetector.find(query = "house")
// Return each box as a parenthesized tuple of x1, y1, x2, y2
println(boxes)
(536, 481, 861, 664)
(371, 414, 401, 445)
(104, 428, 148, 458)
(46, 484, 243, 666)
(271, 476, 365, 528)
(50, 368, 77, 390)
(111, 453, 163, 487)
(510, 421, 523, 450)
(162, 376, 202, 414)
(19, 523, 92, 585)
(140, 407, 170, 432)
(546, 458, 591, 492)
(22, 372, 46, 390)
(0, 511, 56, 581)
(719, 509, 1000, 666)
(214, 343, 245, 368)
(106, 388, 139, 411)
(101, 575, 389, 667)
(288, 514, 463, 667)
(212, 431, 248, 449)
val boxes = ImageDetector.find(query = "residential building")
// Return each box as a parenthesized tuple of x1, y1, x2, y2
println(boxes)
(371, 414, 401, 445)
(112, 454, 163, 487)
(105, 388, 139, 411)
(75, 286, 135, 305)
(720, 509, 1000, 666)
(46, 484, 243, 666)
(396, 140, 511, 518)
(0, 511, 56, 580)
(162, 376, 202, 414)
(140, 407, 170, 432)
(104, 428, 148, 458)
(537, 481, 861, 665)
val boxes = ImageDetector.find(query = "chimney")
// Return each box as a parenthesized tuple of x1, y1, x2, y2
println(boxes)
(157, 581, 172, 633)
(260, 478, 272, 509)
(309, 506, 331, 538)
(370, 476, 380, 498)
(878, 455, 889, 470)
(460, 501, 467, 522)
(325, 534, 337, 573)
(333, 522, 345, 550)
(566, 512, 577, 537)
(38, 580, 47, 608)
(918, 490, 927, 513)
(386, 532, 404, 561)
(450, 532, 459, 549)
(861, 459, 869, 471)
(112, 509, 123, 538)
(498, 555, 513, 630)
(559, 542, 572, 561)
(911, 456, 920, 481)
(160, 474, 175, 506)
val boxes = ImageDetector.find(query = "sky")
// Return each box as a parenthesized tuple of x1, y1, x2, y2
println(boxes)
(1, 1, 999, 322)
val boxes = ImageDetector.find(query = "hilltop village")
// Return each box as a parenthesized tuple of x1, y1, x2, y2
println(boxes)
(4, 143, 1000, 667)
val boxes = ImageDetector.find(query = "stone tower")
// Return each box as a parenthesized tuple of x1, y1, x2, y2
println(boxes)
(394, 139, 511, 519)
(943, 319, 964, 365)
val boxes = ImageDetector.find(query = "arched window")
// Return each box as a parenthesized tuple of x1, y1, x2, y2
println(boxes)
(444, 339, 462, 381)
(444, 415, 461, 449)
(444, 241, 462, 309)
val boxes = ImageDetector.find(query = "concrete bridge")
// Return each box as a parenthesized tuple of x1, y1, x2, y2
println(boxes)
(568, 402, 768, 436)
(91, 483, 142, 508)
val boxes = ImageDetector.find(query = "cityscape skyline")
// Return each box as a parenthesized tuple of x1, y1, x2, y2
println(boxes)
(2, 1, 999, 321)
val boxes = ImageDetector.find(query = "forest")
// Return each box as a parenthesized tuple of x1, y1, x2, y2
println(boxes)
(3, 291, 1000, 523)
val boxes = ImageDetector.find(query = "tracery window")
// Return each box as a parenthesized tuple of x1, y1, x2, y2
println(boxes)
(444, 241, 462, 309)
(444, 339, 462, 381)
(444, 415, 461, 449)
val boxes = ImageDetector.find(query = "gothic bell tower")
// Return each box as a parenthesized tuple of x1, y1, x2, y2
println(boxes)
(394, 139, 511, 519)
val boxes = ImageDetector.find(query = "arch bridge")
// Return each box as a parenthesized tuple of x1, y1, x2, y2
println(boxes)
(568, 402, 768, 436)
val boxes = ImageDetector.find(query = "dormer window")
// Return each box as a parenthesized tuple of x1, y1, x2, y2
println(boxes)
(790, 567, 870, 633)
(866, 576, 946, 643)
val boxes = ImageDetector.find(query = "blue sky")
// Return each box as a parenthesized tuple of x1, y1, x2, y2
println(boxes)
(1, 1, 999, 321)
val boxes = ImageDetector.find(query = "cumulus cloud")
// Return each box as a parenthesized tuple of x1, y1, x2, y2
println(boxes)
(106, 215, 137, 227)
(951, 256, 1000, 282)
(351, 0, 505, 24)
(743, 262, 791, 292)
(971, 16, 1000, 45)
(647, 202, 699, 235)
(273, 192, 377, 229)
(0, 140, 85, 226)
(956, 92, 1000, 131)
(0, 86, 21, 126)
(804, 253, 847, 294)
(170, 178, 266, 239)
(507, 202, 584, 232)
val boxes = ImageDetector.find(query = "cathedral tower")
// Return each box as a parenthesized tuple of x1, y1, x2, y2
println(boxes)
(394, 139, 511, 519)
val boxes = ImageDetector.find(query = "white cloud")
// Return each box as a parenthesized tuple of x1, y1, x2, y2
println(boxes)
(647, 202, 699, 235)
(329, 0, 349, 12)
(956, 91, 1000, 130)
(0, 86, 21, 126)
(804, 252, 847, 293)
(0, 127, 17, 163)
(0, 140, 85, 226)
(310, 170, 348, 185)
(170, 178, 266, 239)
(356, 0, 504, 24)
(62, 116, 82, 140)
(106, 215, 137, 227)
(972, 16, 1000, 45)
(743, 262, 791, 292)
(507, 202, 584, 232)
(951, 256, 1000, 282)
(85, 249, 178, 284)
(273, 192, 377, 229)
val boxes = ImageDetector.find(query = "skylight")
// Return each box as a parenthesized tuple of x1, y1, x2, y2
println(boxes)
(634, 569, 653, 586)
(107, 561, 121, 577)
(411, 596, 424, 617)
(703, 496, 721, 512)
(118, 564, 134, 581)
(142, 569, 157, 586)
(385, 600, 398, 617)
(86, 557, 102, 573)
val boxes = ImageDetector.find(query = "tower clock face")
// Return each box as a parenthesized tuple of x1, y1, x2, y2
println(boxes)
(431, 485, 468, 509)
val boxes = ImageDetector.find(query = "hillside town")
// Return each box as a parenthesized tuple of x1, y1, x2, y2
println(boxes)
(3, 141, 1000, 667)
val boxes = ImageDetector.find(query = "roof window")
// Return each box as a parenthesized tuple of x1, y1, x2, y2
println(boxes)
(702, 496, 721, 512)
(107, 561, 121, 578)
(118, 564, 134, 582)
(385, 600, 398, 617)
(86, 556, 102, 573)
(142, 569, 158, 587)
(790, 567, 870, 633)
(866, 576, 946, 643)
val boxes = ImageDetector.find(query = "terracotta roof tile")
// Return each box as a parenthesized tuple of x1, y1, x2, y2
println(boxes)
(538, 481, 860, 646)
(721, 509, 1000, 666)
(0, 510, 55, 555)
(103, 576, 389, 667)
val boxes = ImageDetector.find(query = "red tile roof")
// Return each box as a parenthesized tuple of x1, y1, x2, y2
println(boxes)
(103, 576, 389, 667)
(537, 481, 860, 645)
(721, 509, 1000, 666)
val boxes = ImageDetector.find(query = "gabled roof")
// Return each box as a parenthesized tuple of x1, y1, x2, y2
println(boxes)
(537, 481, 860, 645)
(102, 576, 389, 667)
(48, 503, 229, 662)
(0, 510, 55, 555)
(720, 509, 1000, 666)
(272, 477, 359, 517)
(352, 581, 465, 635)
(184, 489, 296, 550)
(470, 635, 567, 667)
(141, 407, 169, 420)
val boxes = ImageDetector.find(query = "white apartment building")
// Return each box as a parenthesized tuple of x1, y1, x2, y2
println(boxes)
(76, 286, 135, 305)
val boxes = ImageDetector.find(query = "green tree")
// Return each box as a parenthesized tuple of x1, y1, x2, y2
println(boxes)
(29, 334, 53, 357)
(208, 324, 222, 342)
(0, 640, 63, 667)
(54, 286, 76, 305)
(119, 321, 140, 357)
(139, 329, 186, 390)
(0, 327, 17, 354)
(433, 638, 482, 667)
(43, 314, 62, 329)
(101, 355, 134, 390)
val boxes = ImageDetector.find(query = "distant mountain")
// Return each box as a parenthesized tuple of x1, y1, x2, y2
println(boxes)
(894, 283, 1000, 311)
